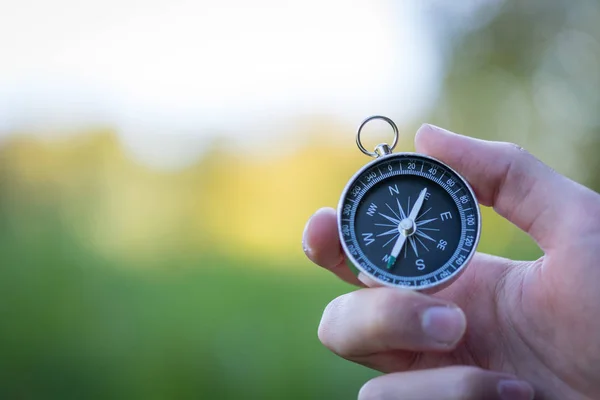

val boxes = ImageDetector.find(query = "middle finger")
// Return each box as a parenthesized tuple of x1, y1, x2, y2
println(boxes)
(318, 287, 467, 359)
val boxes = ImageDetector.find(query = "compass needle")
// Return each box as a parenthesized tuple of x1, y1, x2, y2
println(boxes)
(338, 115, 480, 290)
(387, 233, 406, 268)
(408, 188, 427, 220)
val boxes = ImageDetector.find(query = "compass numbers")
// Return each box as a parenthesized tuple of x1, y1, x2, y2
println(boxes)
(339, 153, 480, 290)
(342, 224, 350, 237)
(347, 244, 358, 256)
(343, 204, 352, 216)
(440, 211, 453, 221)
(465, 235, 474, 247)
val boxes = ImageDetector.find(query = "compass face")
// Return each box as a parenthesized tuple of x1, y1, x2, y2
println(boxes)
(338, 153, 481, 290)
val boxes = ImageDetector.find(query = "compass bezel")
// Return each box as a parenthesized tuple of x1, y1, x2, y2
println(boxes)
(337, 152, 482, 292)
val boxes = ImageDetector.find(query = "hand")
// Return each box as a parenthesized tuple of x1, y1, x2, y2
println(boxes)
(302, 124, 600, 399)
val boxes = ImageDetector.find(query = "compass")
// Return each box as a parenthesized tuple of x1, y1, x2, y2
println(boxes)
(337, 116, 481, 291)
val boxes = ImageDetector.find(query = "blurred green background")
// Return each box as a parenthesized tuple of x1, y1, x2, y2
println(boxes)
(1, 0, 599, 398)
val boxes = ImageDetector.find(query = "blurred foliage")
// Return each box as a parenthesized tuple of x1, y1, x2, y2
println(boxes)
(1, 0, 598, 398)
(0, 219, 376, 399)
(432, 0, 600, 191)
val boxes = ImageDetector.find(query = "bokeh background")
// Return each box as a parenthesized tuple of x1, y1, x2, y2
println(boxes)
(1, 0, 599, 398)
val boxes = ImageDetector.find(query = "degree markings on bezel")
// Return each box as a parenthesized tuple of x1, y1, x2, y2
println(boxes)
(342, 154, 479, 287)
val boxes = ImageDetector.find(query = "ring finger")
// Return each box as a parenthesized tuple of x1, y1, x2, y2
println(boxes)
(358, 366, 534, 400)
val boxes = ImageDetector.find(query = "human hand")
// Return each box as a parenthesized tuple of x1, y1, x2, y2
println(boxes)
(302, 124, 600, 399)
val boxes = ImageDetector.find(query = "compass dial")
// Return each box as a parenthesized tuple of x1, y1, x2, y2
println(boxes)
(338, 153, 481, 290)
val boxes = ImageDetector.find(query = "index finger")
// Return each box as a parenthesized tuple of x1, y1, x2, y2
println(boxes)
(415, 124, 599, 249)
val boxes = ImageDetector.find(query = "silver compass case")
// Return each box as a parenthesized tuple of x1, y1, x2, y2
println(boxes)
(337, 116, 481, 292)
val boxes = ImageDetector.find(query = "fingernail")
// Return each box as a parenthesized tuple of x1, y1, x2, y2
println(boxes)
(423, 123, 456, 136)
(302, 216, 312, 256)
(498, 379, 534, 400)
(421, 306, 466, 345)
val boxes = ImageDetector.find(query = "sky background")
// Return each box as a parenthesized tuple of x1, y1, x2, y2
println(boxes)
(0, 0, 492, 168)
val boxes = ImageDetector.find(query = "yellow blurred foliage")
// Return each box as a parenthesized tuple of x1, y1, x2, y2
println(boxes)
(0, 125, 538, 267)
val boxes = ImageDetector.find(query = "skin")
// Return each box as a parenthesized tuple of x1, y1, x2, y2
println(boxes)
(302, 124, 600, 400)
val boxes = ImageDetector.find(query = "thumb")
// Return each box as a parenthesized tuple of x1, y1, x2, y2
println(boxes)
(415, 124, 589, 250)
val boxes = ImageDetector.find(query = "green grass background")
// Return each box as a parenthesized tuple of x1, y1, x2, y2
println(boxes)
(0, 217, 380, 399)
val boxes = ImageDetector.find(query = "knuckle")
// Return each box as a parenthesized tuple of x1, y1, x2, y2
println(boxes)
(494, 142, 533, 201)
(501, 141, 528, 155)
(499, 141, 532, 170)
(507, 141, 525, 153)
(499, 142, 529, 167)
(499, 141, 537, 172)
